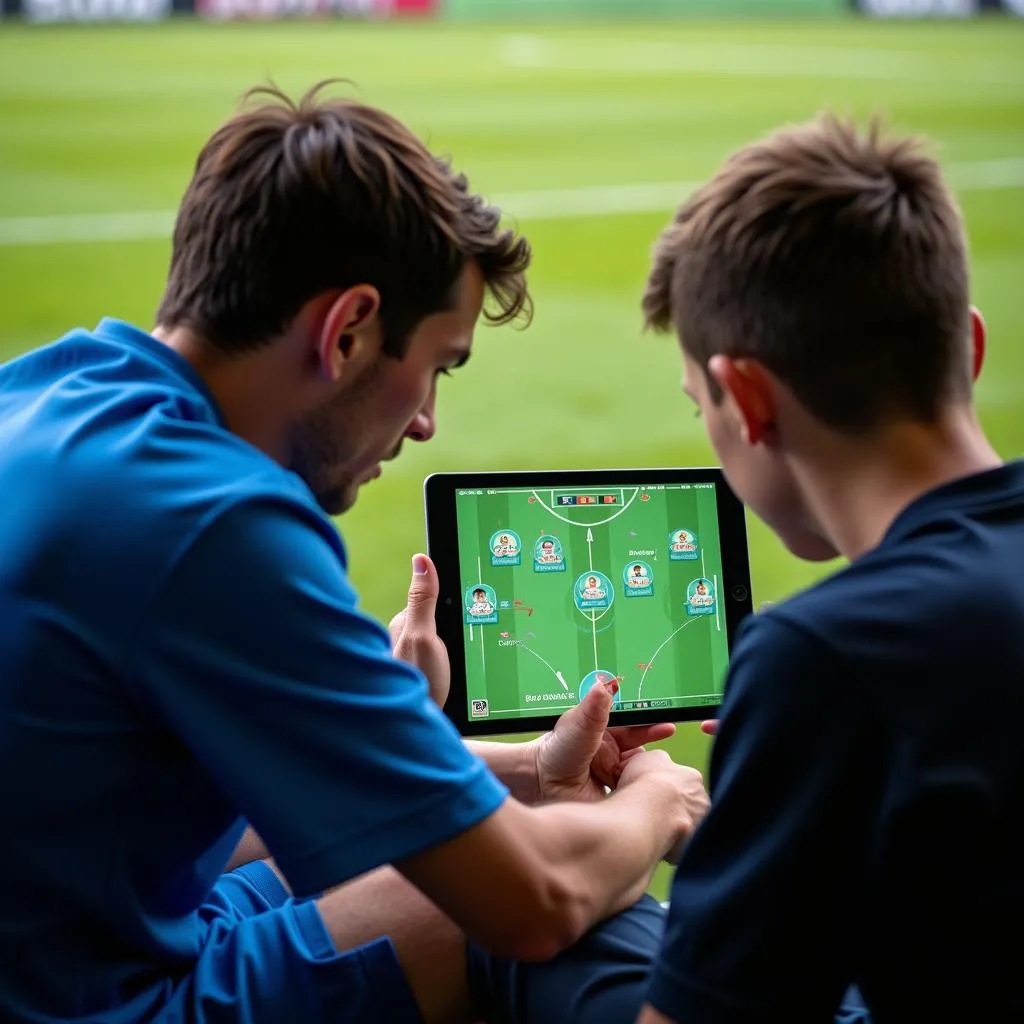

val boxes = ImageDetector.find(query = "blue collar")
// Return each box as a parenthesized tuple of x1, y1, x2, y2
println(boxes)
(93, 318, 228, 428)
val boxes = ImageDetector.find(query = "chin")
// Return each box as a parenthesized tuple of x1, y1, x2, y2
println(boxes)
(313, 482, 358, 517)
(781, 528, 841, 563)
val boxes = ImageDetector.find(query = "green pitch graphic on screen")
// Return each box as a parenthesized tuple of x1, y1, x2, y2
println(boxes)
(455, 483, 730, 723)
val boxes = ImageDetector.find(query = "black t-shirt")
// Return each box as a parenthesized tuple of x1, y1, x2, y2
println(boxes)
(649, 461, 1024, 1023)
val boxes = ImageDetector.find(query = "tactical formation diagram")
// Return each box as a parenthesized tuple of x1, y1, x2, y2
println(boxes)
(455, 482, 730, 722)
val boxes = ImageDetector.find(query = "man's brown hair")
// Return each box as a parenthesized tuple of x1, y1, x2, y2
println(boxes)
(642, 113, 972, 433)
(156, 80, 531, 356)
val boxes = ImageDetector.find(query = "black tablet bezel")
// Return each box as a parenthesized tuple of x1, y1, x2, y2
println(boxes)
(424, 467, 753, 737)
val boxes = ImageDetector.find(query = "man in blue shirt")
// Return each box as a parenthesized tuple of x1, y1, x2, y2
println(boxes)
(468, 116, 1024, 1022)
(0, 81, 711, 1023)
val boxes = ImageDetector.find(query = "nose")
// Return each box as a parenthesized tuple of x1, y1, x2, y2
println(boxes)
(405, 389, 437, 443)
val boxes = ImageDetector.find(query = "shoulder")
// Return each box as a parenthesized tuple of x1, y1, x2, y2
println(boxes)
(766, 528, 1009, 670)
(82, 419, 343, 599)
(82, 328, 340, 556)
(724, 609, 860, 722)
(150, 485, 354, 619)
(0, 327, 347, 631)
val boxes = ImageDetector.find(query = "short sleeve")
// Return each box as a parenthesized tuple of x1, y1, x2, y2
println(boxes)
(647, 614, 887, 1024)
(129, 496, 508, 897)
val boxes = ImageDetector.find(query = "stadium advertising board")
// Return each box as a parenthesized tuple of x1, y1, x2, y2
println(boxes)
(195, 0, 434, 16)
(7, 0, 435, 17)
(445, 0, 845, 15)
(3, 0, 1020, 31)
(851, 0, 1020, 12)
(21, 0, 169, 20)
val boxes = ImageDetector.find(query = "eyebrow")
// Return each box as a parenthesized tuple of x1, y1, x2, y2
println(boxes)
(449, 349, 472, 370)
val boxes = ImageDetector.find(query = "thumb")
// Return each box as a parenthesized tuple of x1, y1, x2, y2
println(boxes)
(403, 553, 439, 634)
(557, 680, 615, 757)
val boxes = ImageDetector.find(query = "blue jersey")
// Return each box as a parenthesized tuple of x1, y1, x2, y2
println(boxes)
(0, 319, 508, 1022)
(650, 461, 1024, 1022)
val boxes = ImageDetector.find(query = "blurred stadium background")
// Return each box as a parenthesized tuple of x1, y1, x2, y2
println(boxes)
(1, 0, 1022, 894)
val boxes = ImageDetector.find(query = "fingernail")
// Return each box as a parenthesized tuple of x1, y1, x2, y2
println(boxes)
(605, 679, 619, 696)
(412, 554, 429, 576)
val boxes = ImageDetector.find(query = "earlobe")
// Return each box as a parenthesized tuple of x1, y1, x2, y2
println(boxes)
(969, 306, 986, 383)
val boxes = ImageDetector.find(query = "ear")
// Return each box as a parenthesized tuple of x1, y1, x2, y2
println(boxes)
(315, 285, 382, 382)
(969, 306, 986, 383)
(706, 355, 777, 446)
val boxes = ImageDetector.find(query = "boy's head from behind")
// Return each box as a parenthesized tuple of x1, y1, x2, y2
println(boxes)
(643, 112, 985, 561)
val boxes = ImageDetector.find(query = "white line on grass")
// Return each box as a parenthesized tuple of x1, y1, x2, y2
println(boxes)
(0, 210, 177, 247)
(1, 157, 1022, 248)
(499, 36, 1024, 86)
(500, 36, 935, 80)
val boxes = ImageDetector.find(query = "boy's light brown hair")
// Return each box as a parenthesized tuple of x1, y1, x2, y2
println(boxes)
(157, 80, 531, 358)
(642, 113, 972, 433)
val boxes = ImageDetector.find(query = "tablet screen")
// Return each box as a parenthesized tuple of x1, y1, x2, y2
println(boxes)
(453, 480, 730, 725)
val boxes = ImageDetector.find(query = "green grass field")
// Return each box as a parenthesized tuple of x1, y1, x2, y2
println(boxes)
(1, 15, 1022, 897)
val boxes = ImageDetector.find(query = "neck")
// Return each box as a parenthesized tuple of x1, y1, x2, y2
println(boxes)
(151, 324, 297, 463)
(790, 407, 1002, 562)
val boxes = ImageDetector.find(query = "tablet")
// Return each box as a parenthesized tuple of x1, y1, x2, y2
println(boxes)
(424, 468, 753, 736)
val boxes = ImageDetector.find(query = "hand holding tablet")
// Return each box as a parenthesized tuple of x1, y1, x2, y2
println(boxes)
(424, 468, 754, 736)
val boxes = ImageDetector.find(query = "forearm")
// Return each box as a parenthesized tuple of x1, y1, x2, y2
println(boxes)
(526, 785, 670, 926)
(395, 779, 682, 961)
(465, 739, 540, 804)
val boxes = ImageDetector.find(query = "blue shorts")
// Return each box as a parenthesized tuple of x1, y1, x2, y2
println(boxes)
(155, 861, 422, 1024)
(467, 895, 872, 1024)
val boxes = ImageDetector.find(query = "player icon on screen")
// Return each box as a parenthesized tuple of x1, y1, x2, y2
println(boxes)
(686, 577, 717, 617)
(464, 583, 499, 625)
(533, 534, 566, 573)
(669, 528, 700, 561)
(579, 669, 624, 709)
(489, 530, 522, 567)
(623, 560, 654, 597)
(574, 571, 613, 611)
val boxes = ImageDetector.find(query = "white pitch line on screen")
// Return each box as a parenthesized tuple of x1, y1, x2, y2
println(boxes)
(637, 617, 701, 703)
(487, 705, 578, 715)
(529, 489, 639, 528)
(478, 554, 485, 673)
(476, 488, 549, 495)
(2, 157, 1022, 247)
(585, 527, 600, 671)
(507, 639, 562, 682)
(470, 487, 654, 495)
